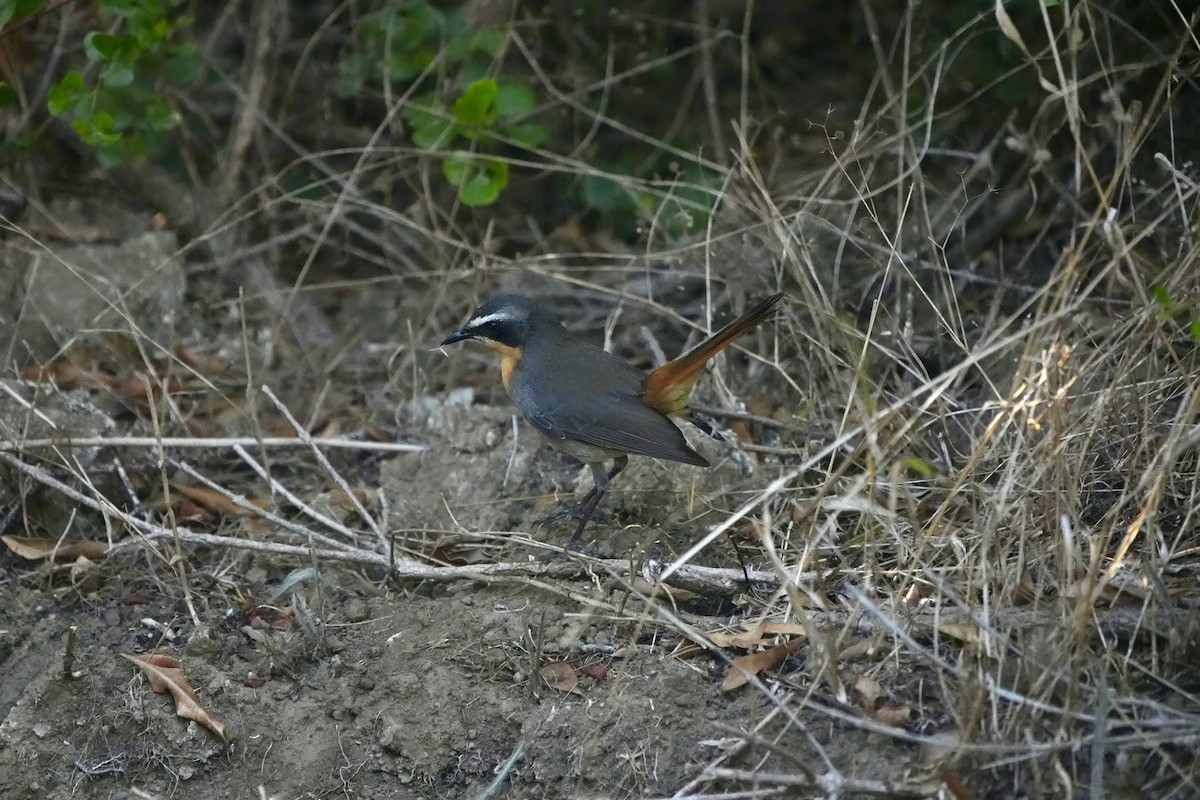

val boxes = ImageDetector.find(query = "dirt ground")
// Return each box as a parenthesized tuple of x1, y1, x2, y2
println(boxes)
(0, 398, 924, 800)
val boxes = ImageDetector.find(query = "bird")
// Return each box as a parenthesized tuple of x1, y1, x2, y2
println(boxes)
(440, 291, 784, 548)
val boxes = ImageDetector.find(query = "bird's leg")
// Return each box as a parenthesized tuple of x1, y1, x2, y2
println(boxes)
(566, 455, 628, 550)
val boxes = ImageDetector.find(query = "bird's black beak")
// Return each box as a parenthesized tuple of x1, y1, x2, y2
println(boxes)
(440, 330, 471, 346)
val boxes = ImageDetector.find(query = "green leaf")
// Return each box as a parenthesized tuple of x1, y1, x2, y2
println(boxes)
(494, 82, 535, 117)
(405, 94, 459, 148)
(460, 28, 505, 57)
(458, 172, 502, 206)
(903, 455, 937, 478)
(1191, 318, 1200, 343)
(412, 119, 456, 149)
(443, 153, 507, 206)
(101, 62, 135, 88)
(1151, 283, 1174, 314)
(0, 0, 42, 28)
(145, 96, 180, 131)
(442, 151, 471, 184)
(581, 174, 635, 215)
(47, 85, 72, 116)
(84, 32, 122, 61)
(60, 70, 85, 92)
(452, 79, 499, 126)
(507, 121, 546, 148)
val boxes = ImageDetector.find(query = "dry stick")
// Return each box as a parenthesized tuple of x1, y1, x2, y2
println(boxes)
(0, 435, 425, 452)
(260, 385, 389, 555)
(217, 0, 275, 205)
(170, 457, 359, 553)
(8, 451, 1193, 639)
(229, 444, 370, 547)
(0, 449, 782, 595)
(698, 768, 939, 799)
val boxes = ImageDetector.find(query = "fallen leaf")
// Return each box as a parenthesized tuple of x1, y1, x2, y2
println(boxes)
(121, 374, 186, 402)
(936, 765, 976, 800)
(172, 498, 212, 523)
(173, 345, 228, 376)
(539, 662, 582, 695)
(707, 620, 807, 649)
(936, 622, 982, 646)
(853, 675, 882, 711)
(122, 653, 227, 741)
(327, 487, 376, 512)
(2, 536, 108, 561)
(721, 635, 806, 692)
(580, 663, 608, 682)
(1010, 570, 1039, 605)
(872, 705, 914, 726)
(838, 637, 887, 661)
(708, 620, 768, 649)
(169, 483, 266, 518)
(20, 360, 115, 390)
(853, 674, 913, 726)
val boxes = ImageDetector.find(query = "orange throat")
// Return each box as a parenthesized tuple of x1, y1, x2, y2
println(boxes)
(482, 341, 522, 392)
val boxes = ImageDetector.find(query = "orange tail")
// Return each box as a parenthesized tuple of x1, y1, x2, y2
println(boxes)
(642, 293, 783, 415)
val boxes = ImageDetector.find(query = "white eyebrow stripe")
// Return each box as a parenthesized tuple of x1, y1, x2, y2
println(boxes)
(466, 311, 512, 328)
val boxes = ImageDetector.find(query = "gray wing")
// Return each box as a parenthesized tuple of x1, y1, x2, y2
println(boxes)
(523, 389, 708, 466)
(510, 342, 708, 466)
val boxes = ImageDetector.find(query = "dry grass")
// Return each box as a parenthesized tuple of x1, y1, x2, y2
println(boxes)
(3, 1, 1200, 797)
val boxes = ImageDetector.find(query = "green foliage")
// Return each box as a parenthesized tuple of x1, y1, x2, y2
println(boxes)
(0, 0, 41, 28)
(340, 0, 546, 207)
(1150, 283, 1200, 343)
(41, 0, 198, 165)
(581, 149, 721, 241)
(407, 78, 544, 207)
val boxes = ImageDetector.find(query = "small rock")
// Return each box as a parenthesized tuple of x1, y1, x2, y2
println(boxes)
(344, 599, 369, 623)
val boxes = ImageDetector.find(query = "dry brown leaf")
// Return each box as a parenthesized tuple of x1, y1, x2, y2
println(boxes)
(539, 662, 582, 695)
(872, 705, 914, 726)
(838, 637, 888, 661)
(169, 483, 267, 518)
(122, 653, 228, 741)
(937, 622, 982, 646)
(580, 663, 607, 682)
(936, 765, 976, 800)
(1010, 570, 1040, 606)
(853, 675, 882, 711)
(707, 620, 767, 649)
(628, 576, 699, 602)
(721, 635, 806, 692)
(2, 535, 109, 561)
(1062, 575, 1149, 606)
(707, 621, 807, 650)
(20, 360, 115, 390)
(853, 674, 913, 726)
(328, 487, 376, 512)
(173, 345, 228, 376)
